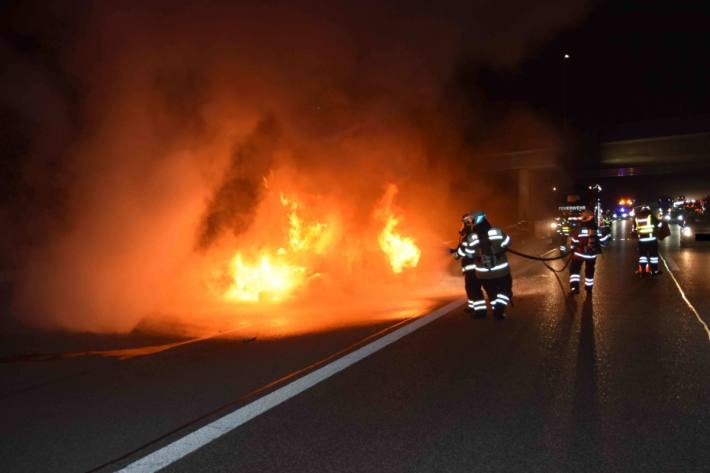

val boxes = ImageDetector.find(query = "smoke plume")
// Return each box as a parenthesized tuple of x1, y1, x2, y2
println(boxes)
(0, 0, 589, 334)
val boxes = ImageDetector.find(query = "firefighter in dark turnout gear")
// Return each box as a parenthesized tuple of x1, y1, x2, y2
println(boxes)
(453, 213, 485, 317)
(454, 211, 512, 319)
(633, 206, 662, 275)
(569, 210, 601, 294)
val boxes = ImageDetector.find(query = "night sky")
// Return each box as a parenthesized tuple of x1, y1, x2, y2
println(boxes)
(475, 0, 710, 137)
(1, 0, 709, 245)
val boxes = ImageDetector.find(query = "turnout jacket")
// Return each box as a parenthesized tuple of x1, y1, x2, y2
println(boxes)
(454, 229, 476, 270)
(456, 227, 511, 279)
(570, 221, 601, 259)
(633, 214, 662, 242)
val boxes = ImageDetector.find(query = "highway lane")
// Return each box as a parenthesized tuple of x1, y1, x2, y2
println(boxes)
(660, 222, 710, 338)
(139, 223, 710, 473)
(2, 227, 709, 473)
(0, 317, 428, 473)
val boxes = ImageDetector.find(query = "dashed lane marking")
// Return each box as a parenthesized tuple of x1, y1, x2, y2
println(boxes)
(660, 254, 710, 343)
(116, 299, 465, 473)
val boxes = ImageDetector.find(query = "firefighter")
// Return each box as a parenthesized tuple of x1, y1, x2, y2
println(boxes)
(569, 210, 601, 294)
(597, 210, 612, 246)
(554, 215, 573, 254)
(452, 213, 485, 317)
(633, 205, 662, 275)
(455, 210, 512, 320)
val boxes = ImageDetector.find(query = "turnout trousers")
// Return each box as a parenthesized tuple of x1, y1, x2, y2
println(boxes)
(569, 255, 597, 290)
(638, 239, 659, 273)
(480, 273, 513, 316)
(464, 270, 486, 316)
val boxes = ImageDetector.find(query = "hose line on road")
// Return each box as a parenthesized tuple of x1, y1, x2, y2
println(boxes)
(542, 253, 573, 274)
(506, 247, 570, 261)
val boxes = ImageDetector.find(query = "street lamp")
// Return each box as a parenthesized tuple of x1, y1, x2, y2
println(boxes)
(562, 52, 571, 130)
(588, 183, 603, 225)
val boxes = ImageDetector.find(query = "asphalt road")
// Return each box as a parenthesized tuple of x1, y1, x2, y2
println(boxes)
(1, 222, 709, 473)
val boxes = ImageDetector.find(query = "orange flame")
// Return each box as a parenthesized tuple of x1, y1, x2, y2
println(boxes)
(224, 253, 306, 302)
(281, 194, 331, 254)
(377, 184, 421, 273)
(222, 183, 421, 305)
(224, 193, 331, 303)
(378, 214, 421, 273)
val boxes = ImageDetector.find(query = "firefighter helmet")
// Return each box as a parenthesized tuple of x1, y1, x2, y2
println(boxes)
(637, 205, 652, 217)
(463, 210, 486, 225)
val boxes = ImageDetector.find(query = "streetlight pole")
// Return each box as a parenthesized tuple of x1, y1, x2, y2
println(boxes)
(588, 183, 602, 226)
(562, 53, 571, 131)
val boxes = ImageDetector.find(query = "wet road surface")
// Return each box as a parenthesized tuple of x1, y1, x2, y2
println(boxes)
(1, 222, 709, 472)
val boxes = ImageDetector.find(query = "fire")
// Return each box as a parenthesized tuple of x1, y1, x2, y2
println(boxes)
(378, 214, 421, 273)
(376, 184, 421, 273)
(281, 194, 331, 254)
(222, 182, 420, 304)
(224, 253, 305, 302)
(224, 192, 332, 303)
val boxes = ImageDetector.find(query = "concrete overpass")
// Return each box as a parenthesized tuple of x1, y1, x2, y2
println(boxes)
(597, 131, 710, 176)
(489, 130, 710, 219)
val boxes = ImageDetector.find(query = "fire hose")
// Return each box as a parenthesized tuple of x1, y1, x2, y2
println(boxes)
(505, 247, 573, 274)
(504, 247, 569, 262)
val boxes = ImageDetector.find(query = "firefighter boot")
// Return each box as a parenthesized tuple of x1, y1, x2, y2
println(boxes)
(493, 306, 506, 320)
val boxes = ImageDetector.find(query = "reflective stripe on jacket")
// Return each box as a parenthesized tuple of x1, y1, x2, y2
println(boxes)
(635, 215, 655, 235)
(462, 227, 511, 279)
(571, 221, 600, 258)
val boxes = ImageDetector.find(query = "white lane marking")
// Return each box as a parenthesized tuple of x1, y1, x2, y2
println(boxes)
(661, 252, 680, 271)
(117, 299, 465, 473)
(659, 255, 710, 343)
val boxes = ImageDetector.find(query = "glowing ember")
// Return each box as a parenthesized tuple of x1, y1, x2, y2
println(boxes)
(377, 185, 421, 273)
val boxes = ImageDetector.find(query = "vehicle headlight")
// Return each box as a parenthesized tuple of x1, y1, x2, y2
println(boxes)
(613, 213, 618, 218)
(677, 215, 683, 221)
(664, 214, 670, 221)
(682, 226, 693, 237)
(550, 222, 558, 229)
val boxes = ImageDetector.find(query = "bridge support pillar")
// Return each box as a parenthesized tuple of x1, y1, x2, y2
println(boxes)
(518, 168, 530, 221)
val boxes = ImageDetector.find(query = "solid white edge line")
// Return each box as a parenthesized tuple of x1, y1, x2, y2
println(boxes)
(661, 252, 680, 271)
(659, 254, 710, 343)
(117, 299, 466, 473)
